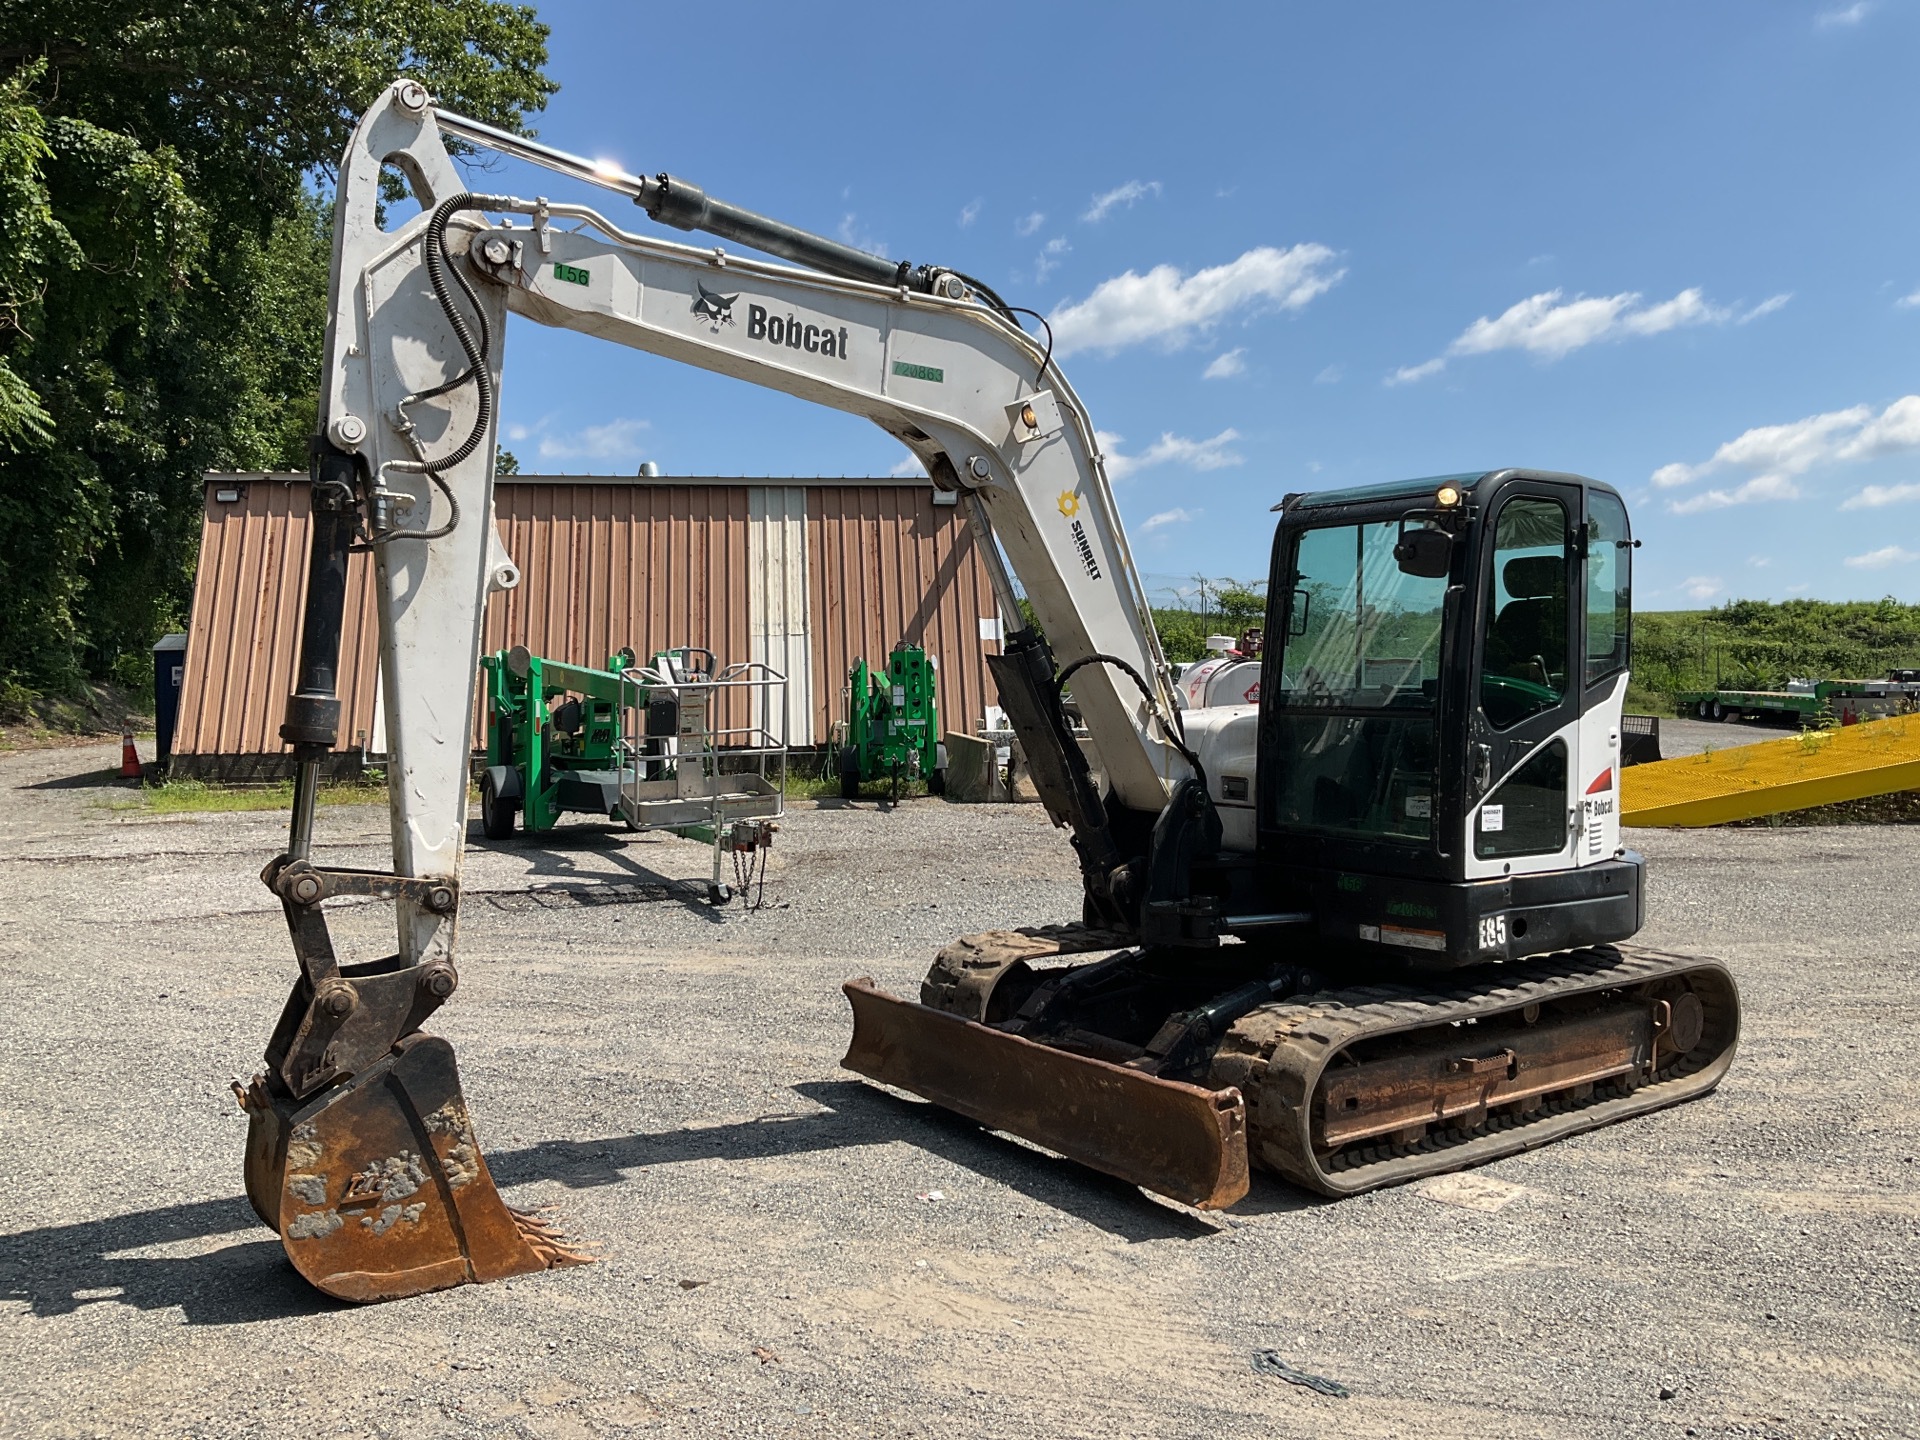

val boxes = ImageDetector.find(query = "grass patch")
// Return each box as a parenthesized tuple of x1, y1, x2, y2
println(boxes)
(112, 777, 390, 815)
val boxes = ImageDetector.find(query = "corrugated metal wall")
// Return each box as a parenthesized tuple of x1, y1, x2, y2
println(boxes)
(484, 481, 757, 736)
(807, 486, 1002, 753)
(173, 477, 382, 768)
(174, 474, 1001, 774)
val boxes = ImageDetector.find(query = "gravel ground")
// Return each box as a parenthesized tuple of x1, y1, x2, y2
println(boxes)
(2, 742, 1916, 1439)
(1652, 717, 1786, 760)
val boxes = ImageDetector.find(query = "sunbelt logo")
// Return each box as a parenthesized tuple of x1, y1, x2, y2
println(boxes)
(746, 304, 847, 358)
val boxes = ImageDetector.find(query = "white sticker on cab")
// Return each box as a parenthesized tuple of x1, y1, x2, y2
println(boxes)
(1481, 804, 1505, 832)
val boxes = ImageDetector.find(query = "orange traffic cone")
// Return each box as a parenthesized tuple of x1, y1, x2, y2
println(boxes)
(119, 727, 143, 781)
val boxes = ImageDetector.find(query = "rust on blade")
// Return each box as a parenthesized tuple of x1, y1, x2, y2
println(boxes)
(842, 979, 1249, 1210)
(242, 1032, 590, 1302)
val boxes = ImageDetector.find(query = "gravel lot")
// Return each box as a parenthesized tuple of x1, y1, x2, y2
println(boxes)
(2, 741, 1916, 1439)
(1658, 717, 1793, 759)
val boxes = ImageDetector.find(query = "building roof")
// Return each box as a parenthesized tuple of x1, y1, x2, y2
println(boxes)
(202, 470, 937, 488)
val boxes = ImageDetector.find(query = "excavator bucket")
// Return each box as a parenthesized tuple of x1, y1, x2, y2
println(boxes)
(842, 979, 1250, 1210)
(240, 1032, 587, 1302)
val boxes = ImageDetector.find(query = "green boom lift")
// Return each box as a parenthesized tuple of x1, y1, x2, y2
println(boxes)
(478, 644, 641, 837)
(837, 642, 947, 800)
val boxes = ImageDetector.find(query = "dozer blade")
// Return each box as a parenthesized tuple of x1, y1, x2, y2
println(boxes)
(241, 1032, 588, 1302)
(842, 979, 1250, 1210)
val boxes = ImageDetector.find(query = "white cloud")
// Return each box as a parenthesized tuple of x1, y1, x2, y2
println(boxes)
(1082, 180, 1162, 223)
(1203, 348, 1247, 380)
(1681, 575, 1724, 602)
(889, 453, 927, 477)
(1391, 285, 1780, 382)
(1034, 235, 1071, 282)
(1739, 293, 1793, 323)
(1845, 544, 1918, 569)
(836, 213, 886, 254)
(1139, 508, 1198, 533)
(1897, 288, 1920, 310)
(1842, 481, 1920, 509)
(1387, 357, 1447, 386)
(958, 198, 981, 228)
(1314, 364, 1342, 385)
(1749, 554, 1772, 568)
(536, 418, 650, 462)
(1654, 395, 1920, 510)
(1098, 427, 1244, 482)
(1668, 474, 1800, 514)
(1015, 211, 1045, 237)
(504, 424, 530, 442)
(1817, 2, 1870, 26)
(1786, 583, 1812, 594)
(1052, 244, 1344, 357)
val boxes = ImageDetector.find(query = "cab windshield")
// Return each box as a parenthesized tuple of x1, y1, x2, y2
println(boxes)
(1276, 522, 1447, 708)
(1269, 520, 1449, 843)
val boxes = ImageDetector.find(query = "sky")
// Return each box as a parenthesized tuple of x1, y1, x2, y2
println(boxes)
(468, 1, 1920, 609)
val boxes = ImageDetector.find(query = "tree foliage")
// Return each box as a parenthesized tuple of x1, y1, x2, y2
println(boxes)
(1634, 599, 1920, 706)
(1153, 580, 1266, 664)
(0, 2, 552, 691)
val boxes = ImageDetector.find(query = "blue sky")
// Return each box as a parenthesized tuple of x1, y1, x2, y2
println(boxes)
(477, 1, 1920, 609)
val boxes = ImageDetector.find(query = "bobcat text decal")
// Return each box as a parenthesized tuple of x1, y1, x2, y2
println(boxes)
(746, 305, 848, 358)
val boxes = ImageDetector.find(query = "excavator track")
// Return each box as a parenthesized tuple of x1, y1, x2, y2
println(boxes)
(846, 929, 1738, 1208)
(1209, 943, 1740, 1196)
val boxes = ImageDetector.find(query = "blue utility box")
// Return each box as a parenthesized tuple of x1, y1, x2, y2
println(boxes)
(153, 634, 187, 763)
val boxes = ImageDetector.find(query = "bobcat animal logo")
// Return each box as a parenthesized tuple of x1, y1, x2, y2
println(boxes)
(692, 281, 739, 329)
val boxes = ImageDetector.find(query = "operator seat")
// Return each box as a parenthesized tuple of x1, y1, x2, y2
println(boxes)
(1487, 555, 1565, 681)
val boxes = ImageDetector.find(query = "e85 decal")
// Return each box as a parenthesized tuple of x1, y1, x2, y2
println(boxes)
(1478, 914, 1508, 951)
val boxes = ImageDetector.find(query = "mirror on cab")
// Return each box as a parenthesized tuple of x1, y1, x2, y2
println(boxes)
(1393, 525, 1452, 579)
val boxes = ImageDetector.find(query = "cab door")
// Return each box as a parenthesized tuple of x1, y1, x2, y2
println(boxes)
(1463, 479, 1582, 881)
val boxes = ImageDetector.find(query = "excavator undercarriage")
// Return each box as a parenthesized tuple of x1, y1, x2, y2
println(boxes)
(844, 927, 1738, 1208)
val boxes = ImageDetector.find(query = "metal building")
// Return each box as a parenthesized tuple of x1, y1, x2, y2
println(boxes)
(172, 472, 1005, 777)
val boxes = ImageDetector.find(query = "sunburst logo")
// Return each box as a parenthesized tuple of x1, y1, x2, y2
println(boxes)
(1057, 490, 1081, 518)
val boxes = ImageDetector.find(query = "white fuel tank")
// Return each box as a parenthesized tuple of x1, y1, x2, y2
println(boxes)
(1181, 704, 1260, 853)
(1179, 654, 1261, 710)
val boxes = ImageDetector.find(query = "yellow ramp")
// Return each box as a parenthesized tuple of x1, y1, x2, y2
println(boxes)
(1623, 713, 1920, 827)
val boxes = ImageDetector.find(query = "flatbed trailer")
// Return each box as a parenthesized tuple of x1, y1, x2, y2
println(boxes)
(1677, 671, 1920, 727)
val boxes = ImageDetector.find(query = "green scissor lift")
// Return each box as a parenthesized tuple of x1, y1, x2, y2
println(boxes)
(837, 642, 946, 800)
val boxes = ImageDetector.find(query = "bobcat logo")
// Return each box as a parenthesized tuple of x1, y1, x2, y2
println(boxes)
(691, 281, 739, 330)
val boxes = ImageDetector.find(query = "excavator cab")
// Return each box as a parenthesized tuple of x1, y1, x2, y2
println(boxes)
(1256, 468, 1642, 968)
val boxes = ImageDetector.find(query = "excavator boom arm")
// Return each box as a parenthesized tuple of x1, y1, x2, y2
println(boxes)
(244, 80, 1193, 1302)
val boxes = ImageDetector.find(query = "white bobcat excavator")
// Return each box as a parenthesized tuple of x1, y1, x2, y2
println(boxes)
(239, 82, 1738, 1302)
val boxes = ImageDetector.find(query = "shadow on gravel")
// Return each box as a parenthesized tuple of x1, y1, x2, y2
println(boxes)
(0, 1196, 341, 1325)
(470, 826, 729, 924)
(490, 1079, 1221, 1243)
(21, 768, 127, 791)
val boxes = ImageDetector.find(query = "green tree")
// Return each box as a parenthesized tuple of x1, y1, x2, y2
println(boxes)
(0, 3, 553, 693)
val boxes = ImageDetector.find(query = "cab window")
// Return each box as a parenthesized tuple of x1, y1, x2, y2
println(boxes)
(1481, 496, 1569, 729)
(1585, 490, 1631, 685)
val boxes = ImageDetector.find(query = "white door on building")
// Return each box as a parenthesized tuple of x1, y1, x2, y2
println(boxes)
(747, 486, 813, 745)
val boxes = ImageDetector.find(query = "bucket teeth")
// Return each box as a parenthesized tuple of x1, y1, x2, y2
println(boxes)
(244, 1031, 592, 1302)
(508, 1206, 596, 1269)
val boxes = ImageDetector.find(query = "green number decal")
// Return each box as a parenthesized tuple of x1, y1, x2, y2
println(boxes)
(554, 262, 591, 286)
(891, 360, 944, 383)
